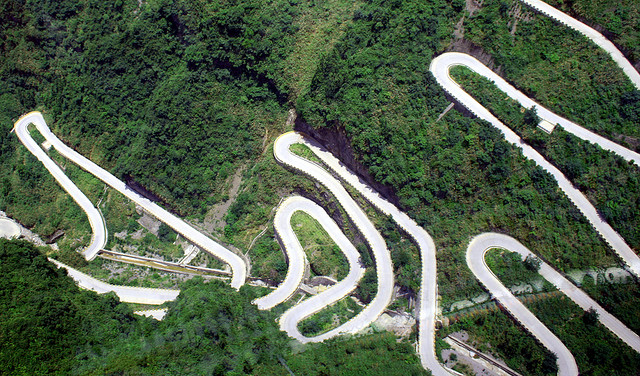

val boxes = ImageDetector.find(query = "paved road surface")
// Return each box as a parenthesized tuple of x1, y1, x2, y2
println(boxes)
(14, 113, 107, 261)
(50, 258, 179, 305)
(521, 0, 640, 89)
(274, 132, 393, 342)
(14, 112, 247, 289)
(254, 196, 364, 310)
(468, 233, 640, 375)
(282, 133, 454, 373)
(430, 53, 640, 165)
(134, 309, 169, 320)
(430, 54, 640, 278)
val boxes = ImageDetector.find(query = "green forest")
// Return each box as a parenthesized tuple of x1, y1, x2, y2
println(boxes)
(2, 0, 640, 374)
(1, 239, 428, 375)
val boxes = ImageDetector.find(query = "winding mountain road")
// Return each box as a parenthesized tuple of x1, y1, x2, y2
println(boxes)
(468, 233, 640, 375)
(273, 132, 394, 342)
(278, 133, 453, 373)
(427, 2, 640, 373)
(14, 113, 107, 261)
(14, 112, 247, 289)
(254, 196, 364, 311)
(431, 52, 640, 165)
(12, 0, 640, 373)
(430, 54, 640, 279)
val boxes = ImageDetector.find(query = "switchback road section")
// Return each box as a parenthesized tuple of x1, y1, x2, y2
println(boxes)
(14, 112, 247, 289)
(467, 233, 640, 376)
(430, 54, 640, 278)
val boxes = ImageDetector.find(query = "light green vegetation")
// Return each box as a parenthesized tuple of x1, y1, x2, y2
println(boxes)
(484, 248, 551, 289)
(291, 211, 349, 280)
(78, 256, 189, 289)
(125, 302, 164, 312)
(298, 296, 363, 337)
(282, 0, 364, 99)
(290, 143, 325, 165)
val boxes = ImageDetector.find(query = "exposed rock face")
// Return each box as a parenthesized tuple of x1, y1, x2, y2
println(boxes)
(46, 229, 65, 244)
(294, 117, 401, 208)
(447, 38, 501, 74)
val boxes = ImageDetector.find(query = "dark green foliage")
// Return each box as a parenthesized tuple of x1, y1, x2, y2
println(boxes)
(286, 332, 431, 376)
(157, 222, 176, 243)
(356, 268, 378, 304)
(620, 90, 640, 122)
(86, 278, 289, 376)
(583, 307, 599, 326)
(299, 0, 617, 307)
(451, 65, 640, 250)
(582, 279, 640, 334)
(484, 249, 545, 288)
(0, 0, 301, 234)
(0, 239, 289, 375)
(528, 295, 640, 375)
(1, 240, 428, 374)
(523, 254, 541, 272)
(523, 106, 539, 127)
(225, 191, 253, 239)
(0, 239, 143, 375)
(298, 298, 362, 337)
